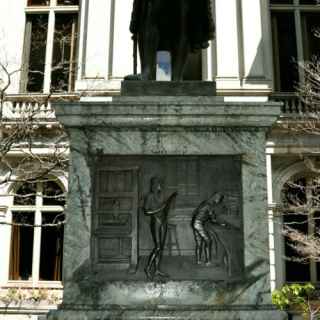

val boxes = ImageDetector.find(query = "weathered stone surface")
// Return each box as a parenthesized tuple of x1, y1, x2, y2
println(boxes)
(54, 98, 281, 129)
(48, 308, 286, 320)
(121, 81, 216, 96)
(48, 97, 285, 320)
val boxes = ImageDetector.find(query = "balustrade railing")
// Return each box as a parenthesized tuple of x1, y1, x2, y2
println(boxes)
(1, 93, 318, 121)
(271, 93, 318, 116)
(2, 94, 78, 121)
(12, 100, 54, 118)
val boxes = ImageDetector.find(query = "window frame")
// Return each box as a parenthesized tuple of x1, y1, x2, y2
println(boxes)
(270, 0, 320, 92)
(7, 179, 65, 288)
(21, 0, 79, 93)
(280, 174, 320, 284)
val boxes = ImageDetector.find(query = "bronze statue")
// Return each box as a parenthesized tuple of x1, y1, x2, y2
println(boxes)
(191, 193, 224, 266)
(144, 177, 178, 280)
(126, 0, 215, 81)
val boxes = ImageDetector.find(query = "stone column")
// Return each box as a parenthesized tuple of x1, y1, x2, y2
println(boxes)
(109, 0, 134, 81)
(215, 0, 241, 89)
(215, 0, 273, 94)
(240, 0, 273, 91)
(76, 0, 117, 92)
(76, 0, 134, 92)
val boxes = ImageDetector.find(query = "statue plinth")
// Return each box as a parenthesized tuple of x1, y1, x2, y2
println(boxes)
(121, 81, 216, 96)
(47, 96, 286, 320)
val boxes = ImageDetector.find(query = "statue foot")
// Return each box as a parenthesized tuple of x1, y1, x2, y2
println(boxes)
(124, 73, 144, 81)
(205, 261, 212, 267)
(144, 267, 153, 281)
(154, 270, 169, 278)
(196, 260, 203, 265)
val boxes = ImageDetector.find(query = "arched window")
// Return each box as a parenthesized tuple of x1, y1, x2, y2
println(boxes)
(9, 180, 65, 283)
(281, 174, 320, 283)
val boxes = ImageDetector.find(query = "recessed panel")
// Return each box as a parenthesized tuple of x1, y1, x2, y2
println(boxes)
(92, 156, 243, 281)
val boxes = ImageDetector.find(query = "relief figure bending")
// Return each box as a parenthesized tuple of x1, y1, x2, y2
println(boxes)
(191, 192, 224, 266)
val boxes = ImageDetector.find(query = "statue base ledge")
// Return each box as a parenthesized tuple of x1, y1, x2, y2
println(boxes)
(47, 307, 287, 320)
(112, 95, 224, 103)
(121, 80, 216, 96)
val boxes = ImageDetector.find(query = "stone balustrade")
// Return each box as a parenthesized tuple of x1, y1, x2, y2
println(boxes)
(271, 93, 318, 115)
(12, 100, 54, 118)
(1, 93, 318, 122)
(2, 94, 79, 121)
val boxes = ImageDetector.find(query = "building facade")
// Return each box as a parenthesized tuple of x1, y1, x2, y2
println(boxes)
(0, 0, 319, 319)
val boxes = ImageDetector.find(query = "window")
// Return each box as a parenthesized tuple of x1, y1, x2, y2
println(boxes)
(9, 180, 65, 283)
(281, 175, 320, 283)
(21, 0, 79, 93)
(270, 0, 320, 92)
(27, 0, 79, 5)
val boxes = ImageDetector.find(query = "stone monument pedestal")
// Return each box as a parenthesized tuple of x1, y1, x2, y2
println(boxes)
(48, 94, 286, 320)
(121, 80, 216, 96)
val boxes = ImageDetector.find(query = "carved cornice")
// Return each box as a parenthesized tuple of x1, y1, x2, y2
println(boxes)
(52, 99, 282, 131)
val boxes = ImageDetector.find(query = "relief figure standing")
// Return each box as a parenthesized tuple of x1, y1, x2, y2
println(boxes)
(144, 177, 177, 280)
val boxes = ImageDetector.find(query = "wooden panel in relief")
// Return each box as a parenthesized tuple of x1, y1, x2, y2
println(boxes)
(97, 237, 132, 263)
(166, 158, 200, 207)
(93, 167, 139, 270)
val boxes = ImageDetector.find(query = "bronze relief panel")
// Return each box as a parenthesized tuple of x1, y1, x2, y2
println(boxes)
(92, 156, 243, 281)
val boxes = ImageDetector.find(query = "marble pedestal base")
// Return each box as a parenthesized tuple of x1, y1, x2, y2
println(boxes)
(48, 96, 286, 320)
(48, 307, 286, 320)
(121, 80, 216, 96)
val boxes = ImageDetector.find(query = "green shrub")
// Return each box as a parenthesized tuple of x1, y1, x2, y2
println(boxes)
(272, 283, 317, 319)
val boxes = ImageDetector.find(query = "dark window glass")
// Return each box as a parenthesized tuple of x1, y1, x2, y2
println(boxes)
(14, 183, 37, 206)
(57, 0, 79, 5)
(311, 177, 320, 208)
(270, 0, 294, 4)
(51, 13, 78, 92)
(9, 212, 34, 280)
(272, 12, 299, 91)
(283, 213, 311, 282)
(300, 0, 320, 4)
(43, 181, 65, 206)
(314, 211, 320, 281)
(282, 178, 307, 207)
(39, 212, 64, 281)
(27, 0, 49, 6)
(25, 14, 48, 92)
(301, 13, 320, 60)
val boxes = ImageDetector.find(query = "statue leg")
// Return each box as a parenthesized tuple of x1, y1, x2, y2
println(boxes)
(171, 0, 190, 81)
(205, 239, 212, 266)
(202, 230, 212, 266)
(172, 40, 189, 81)
(145, 248, 157, 280)
(194, 229, 203, 264)
(139, 1, 160, 80)
(154, 223, 169, 277)
(145, 218, 159, 279)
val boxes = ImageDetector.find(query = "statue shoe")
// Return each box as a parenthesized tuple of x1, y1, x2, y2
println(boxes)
(154, 270, 169, 278)
(144, 267, 153, 281)
(124, 73, 143, 81)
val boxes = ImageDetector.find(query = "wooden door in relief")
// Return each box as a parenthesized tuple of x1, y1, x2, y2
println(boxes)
(93, 167, 139, 271)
